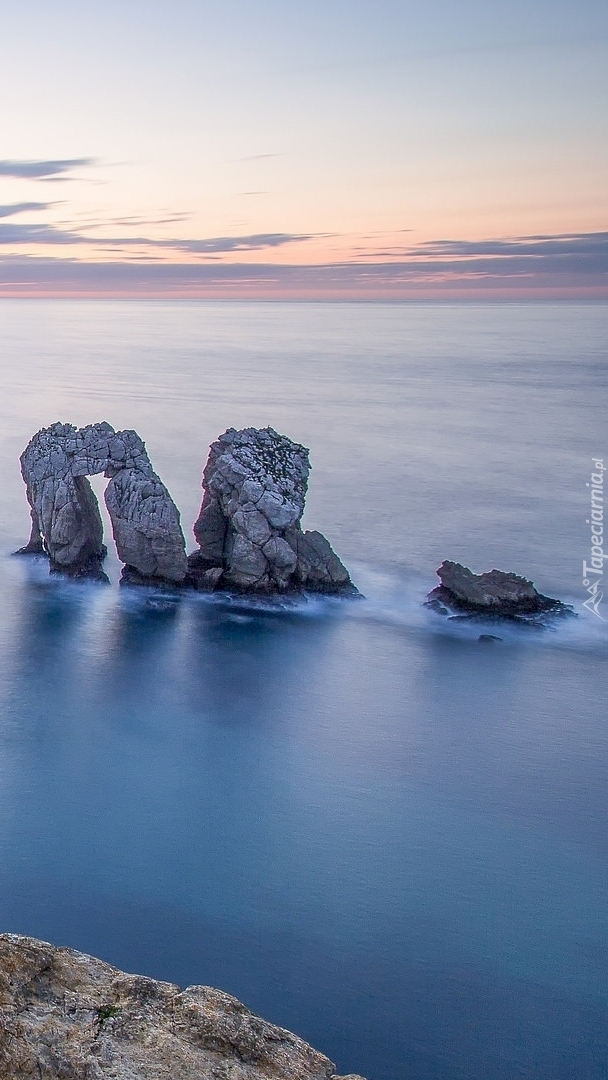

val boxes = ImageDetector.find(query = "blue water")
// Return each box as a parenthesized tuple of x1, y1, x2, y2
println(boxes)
(0, 301, 606, 1080)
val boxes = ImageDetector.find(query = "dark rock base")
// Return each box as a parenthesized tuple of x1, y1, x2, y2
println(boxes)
(119, 565, 186, 590)
(14, 545, 111, 584)
(426, 583, 570, 621)
(186, 550, 359, 597)
(14, 537, 46, 556)
(50, 546, 110, 584)
(425, 560, 575, 623)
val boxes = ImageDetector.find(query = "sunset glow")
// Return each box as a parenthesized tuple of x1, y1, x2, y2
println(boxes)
(0, 1, 606, 299)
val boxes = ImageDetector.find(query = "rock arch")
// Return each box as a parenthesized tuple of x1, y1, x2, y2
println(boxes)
(19, 422, 187, 583)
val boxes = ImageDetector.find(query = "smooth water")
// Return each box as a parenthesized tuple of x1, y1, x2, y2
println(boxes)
(0, 301, 606, 1080)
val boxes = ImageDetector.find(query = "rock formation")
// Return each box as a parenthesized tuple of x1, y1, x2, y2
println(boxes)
(17, 422, 355, 595)
(18, 422, 187, 584)
(0, 934, 365, 1080)
(187, 427, 354, 594)
(426, 560, 569, 620)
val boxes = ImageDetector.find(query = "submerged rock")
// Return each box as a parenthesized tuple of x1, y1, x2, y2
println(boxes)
(0, 934, 365, 1080)
(187, 427, 354, 594)
(426, 560, 570, 620)
(18, 422, 187, 585)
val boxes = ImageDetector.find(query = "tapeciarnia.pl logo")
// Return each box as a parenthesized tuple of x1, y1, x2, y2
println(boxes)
(582, 458, 605, 619)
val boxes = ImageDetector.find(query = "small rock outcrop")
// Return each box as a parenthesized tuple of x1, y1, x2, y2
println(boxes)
(187, 427, 354, 594)
(18, 422, 187, 584)
(426, 560, 569, 620)
(0, 934, 365, 1080)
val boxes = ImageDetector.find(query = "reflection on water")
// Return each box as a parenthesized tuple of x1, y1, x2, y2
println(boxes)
(0, 565, 606, 1080)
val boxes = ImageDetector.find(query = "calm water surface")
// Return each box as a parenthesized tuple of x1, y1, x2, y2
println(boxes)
(0, 301, 606, 1080)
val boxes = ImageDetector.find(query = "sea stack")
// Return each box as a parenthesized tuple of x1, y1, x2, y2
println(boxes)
(426, 560, 569, 619)
(18, 422, 187, 584)
(187, 426, 354, 594)
(0, 934, 365, 1080)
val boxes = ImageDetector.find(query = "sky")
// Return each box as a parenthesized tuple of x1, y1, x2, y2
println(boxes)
(0, 0, 606, 299)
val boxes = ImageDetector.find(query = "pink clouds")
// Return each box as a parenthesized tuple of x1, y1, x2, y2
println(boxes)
(0, 228, 606, 299)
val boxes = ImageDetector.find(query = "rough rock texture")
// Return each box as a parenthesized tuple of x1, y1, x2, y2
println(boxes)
(0, 935, 365, 1080)
(18, 422, 187, 584)
(187, 427, 354, 594)
(426, 560, 567, 619)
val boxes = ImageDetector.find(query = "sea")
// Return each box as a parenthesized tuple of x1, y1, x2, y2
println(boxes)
(0, 300, 606, 1080)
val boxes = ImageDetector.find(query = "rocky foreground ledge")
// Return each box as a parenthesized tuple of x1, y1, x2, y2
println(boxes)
(0, 935, 365, 1080)
(426, 560, 571, 621)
